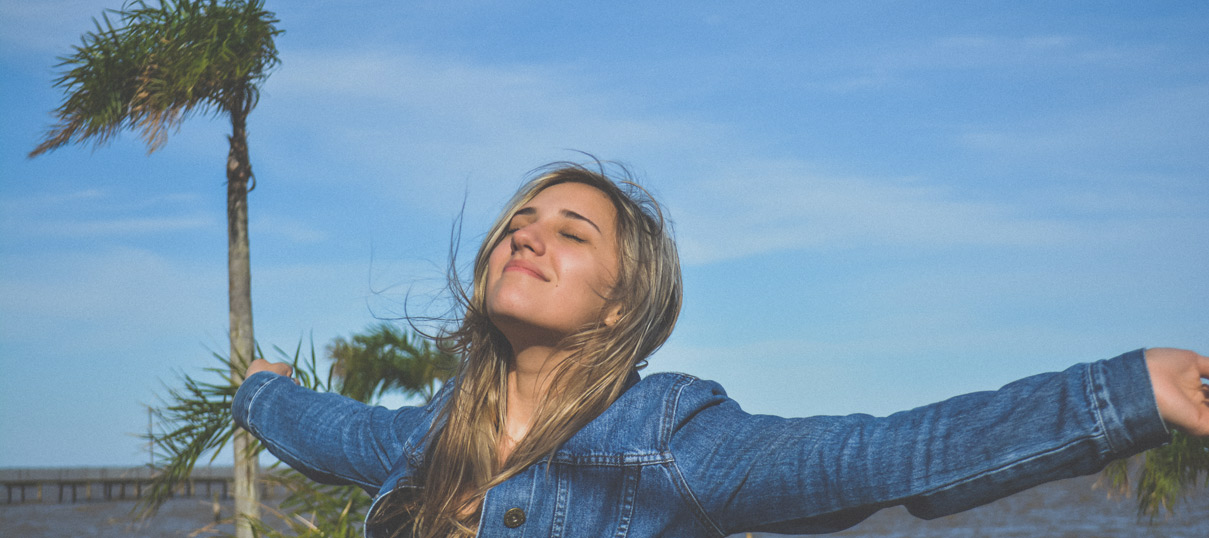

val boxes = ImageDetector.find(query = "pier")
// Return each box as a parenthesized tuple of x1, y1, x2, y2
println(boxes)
(0, 466, 239, 504)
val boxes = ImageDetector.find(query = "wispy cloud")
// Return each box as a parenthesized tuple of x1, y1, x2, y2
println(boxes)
(2, 188, 216, 238)
(671, 159, 1084, 265)
(253, 214, 329, 244)
(0, 246, 224, 350)
(0, 188, 104, 210)
(29, 214, 216, 237)
(0, 0, 116, 55)
(811, 33, 1152, 93)
(668, 147, 1209, 265)
(260, 48, 729, 208)
(261, 46, 1209, 269)
(960, 84, 1209, 171)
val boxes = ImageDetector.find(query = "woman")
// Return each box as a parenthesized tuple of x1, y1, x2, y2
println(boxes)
(235, 162, 1209, 537)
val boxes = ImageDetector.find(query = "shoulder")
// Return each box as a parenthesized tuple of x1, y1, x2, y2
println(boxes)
(614, 371, 732, 421)
(554, 372, 737, 459)
(627, 371, 731, 412)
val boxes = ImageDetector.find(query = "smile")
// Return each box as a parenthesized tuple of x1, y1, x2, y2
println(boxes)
(503, 260, 550, 281)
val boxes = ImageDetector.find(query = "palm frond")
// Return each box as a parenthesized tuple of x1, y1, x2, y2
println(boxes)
(136, 349, 254, 518)
(139, 325, 451, 532)
(30, 0, 282, 157)
(327, 323, 458, 404)
(137, 340, 325, 518)
(1098, 431, 1209, 520)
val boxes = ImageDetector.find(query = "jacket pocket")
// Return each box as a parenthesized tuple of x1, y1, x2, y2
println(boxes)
(550, 462, 640, 538)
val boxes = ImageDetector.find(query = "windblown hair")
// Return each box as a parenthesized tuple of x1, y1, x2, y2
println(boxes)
(389, 162, 682, 537)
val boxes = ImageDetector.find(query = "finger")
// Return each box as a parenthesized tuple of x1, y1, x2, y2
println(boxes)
(245, 358, 271, 376)
(245, 359, 293, 378)
(1197, 353, 1209, 378)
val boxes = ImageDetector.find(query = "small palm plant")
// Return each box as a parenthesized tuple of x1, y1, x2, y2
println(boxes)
(142, 325, 455, 537)
(1099, 431, 1209, 519)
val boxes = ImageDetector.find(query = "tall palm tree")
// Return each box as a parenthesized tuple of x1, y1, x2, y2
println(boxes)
(30, 2, 282, 535)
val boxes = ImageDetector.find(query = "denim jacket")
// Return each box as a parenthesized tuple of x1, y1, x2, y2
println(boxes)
(233, 349, 1169, 537)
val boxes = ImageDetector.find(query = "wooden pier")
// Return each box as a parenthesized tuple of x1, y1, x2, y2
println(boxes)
(0, 466, 241, 504)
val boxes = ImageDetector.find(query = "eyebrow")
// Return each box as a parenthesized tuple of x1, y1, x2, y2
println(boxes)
(513, 207, 602, 234)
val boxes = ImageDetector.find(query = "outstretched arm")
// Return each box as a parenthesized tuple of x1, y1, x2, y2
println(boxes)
(1146, 347, 1209, 435)
(233, 359, 437, 493)
(671, 349, 1173, 535)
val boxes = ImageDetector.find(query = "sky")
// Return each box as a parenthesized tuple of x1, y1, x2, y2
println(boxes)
(1, 1, 1206, 468)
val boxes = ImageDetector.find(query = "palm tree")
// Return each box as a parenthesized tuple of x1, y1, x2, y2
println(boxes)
(29, 2, 282, 535)
(327, 323, 458, 404)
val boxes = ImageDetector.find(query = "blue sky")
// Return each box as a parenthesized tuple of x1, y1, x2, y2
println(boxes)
(1, 1, 1206, 467)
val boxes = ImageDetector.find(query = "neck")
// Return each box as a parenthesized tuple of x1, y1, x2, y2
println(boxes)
(500, 343, 567, 460)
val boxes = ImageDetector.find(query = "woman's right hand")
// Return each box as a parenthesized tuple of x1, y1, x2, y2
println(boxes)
(246, 358, 294, 379)
(1146, 348, 1209, 436)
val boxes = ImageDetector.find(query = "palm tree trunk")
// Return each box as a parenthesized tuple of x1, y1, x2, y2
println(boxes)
(227, 99, 258, 538)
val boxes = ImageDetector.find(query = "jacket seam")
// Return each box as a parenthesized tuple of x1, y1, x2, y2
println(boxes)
(1083, 362, 1119, 454)
(241, 375, 279, 439)
(913, 432, 1104, 502)
(663, 376, 727, 538)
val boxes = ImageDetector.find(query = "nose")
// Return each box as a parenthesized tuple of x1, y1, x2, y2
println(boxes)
(509, 222, 546, 256)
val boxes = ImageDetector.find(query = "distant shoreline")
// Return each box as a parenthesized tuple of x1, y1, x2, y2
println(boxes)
(1, 465, 269, 506)
(3, 473, 1206, 538)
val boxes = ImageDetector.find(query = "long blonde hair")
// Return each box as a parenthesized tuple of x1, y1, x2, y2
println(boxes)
(389, 162, 682, 537)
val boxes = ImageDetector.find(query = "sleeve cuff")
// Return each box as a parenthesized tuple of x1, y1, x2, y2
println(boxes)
(1089, 348, 1171, 455)
(232, 370, 288, 434)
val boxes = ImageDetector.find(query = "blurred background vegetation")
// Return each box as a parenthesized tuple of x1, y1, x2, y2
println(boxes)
(141, 323, 454, 537)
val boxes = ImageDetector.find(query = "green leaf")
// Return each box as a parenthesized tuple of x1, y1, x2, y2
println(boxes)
(140, 325, 453, 536)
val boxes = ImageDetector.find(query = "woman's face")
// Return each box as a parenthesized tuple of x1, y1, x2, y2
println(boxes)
(485, 182, 620, 349)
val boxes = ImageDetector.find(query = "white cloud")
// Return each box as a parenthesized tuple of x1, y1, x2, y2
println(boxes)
(0, 0, 118, 55)
(1, 188, 217, 238)
(810, 33, 1152, 94)
(647, 335, 1032, 417)
(0, 189, 103, 211)
(29, 214, 216, 237)
(670, 159, 1083, 265)
(259, 48, 729, 209)
(253, 214, 329, 244)
(0, 246, 224, 352)
(883, 33, 1142, 72)
(960, 84, 1209, 170)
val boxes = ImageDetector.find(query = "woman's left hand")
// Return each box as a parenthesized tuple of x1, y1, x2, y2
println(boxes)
(1146, 348, 1209, 436)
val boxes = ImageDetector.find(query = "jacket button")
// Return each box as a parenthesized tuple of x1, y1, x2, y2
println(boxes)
(503, 507, 526, 528)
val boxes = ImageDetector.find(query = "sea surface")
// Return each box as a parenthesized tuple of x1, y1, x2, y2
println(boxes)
(1, 475, 1205, 537)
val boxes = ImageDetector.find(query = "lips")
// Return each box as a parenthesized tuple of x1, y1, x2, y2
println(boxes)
(503, 259, 549, 281)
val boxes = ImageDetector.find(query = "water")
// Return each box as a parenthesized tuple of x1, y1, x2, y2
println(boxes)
(821, 475, 1207, 538)
(0, 497, 240, 538)
(2, 475, 1205, 537)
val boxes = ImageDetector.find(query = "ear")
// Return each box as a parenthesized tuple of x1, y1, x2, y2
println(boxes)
(603, 304, 623, 327)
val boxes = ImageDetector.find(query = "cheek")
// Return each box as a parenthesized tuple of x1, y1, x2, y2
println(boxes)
(483, 244, 511, 304)
(570, 258, 617, 306)
(485, 241, 509, 279)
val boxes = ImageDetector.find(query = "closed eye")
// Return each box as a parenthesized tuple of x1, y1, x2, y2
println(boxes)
(561, 232, 586, 243)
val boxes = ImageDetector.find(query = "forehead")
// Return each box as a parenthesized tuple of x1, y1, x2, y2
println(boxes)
(518, 182, 617, 223)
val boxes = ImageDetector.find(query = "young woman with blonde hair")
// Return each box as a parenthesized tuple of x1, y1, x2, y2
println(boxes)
(235, 162, 1209, 537)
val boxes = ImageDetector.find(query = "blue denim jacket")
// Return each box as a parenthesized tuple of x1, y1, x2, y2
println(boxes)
(233, 349, 1169, 537)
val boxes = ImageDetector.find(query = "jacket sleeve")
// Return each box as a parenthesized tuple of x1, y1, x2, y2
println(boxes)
(667, 349, 1171, 536)
(232, 371, 434, 494)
